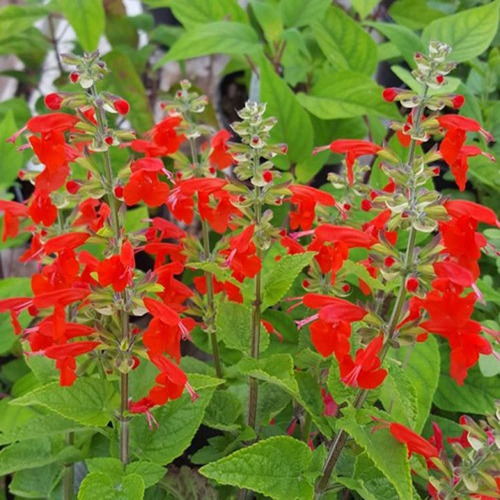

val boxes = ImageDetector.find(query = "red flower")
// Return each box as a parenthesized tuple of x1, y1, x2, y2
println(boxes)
(444, 199, 499, 227)
(288, 185, 335, 230)
(209, 130, 233, 169)
(44, 93, 63, 110)
(73, 199, 111, 232)
(27, 113, 79, 135)
(303, 293, 367, 323)
(123, 158, 170, 207)
(0, 200, 28, 241)
(28, 192, 58, 227)
(362, 210, 398, 245)
(131, 116, 185, 157)
(310, 318, 351, 359)
(447, 145, 495, 191)
(315, 140, 381, 185)
(314, 224, 377, 248)
(97, 241, 135, 292)
(339, 336, 387, 389)
(388, 422, 439, 460)
(113, 98, 130, 115)
(223, 225, 261, 281)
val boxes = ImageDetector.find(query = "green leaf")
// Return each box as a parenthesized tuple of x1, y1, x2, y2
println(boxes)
(262, 252, 315, 309)
(130, 374, 219, 464)
(103, 49, 153, 133)
(297, 71, 398, 120)
(434, 344, 500, 415)
(9, 463, 61, 499)
(478, 353, 500, 378)
(58, 0, 105, 52)
(251, 1, 283, 44)
(392, 336, 440, 433)
(379, 362, 419, 428)
(256, 382, 291, 426)
(366, 22, 425, 68)
(156, 22, 260, 65)
(0, 277, 31, 355)
(0, 437, 80, 476)
(280, 0, 330, 28)
(351, 0, 378, 20)
(388, 0, 445, 30)
(216, 297, 269, 354)
(0, 5, 48, 41)
(203, 389, 242, 431)
(342, 260, 384, 291)
(337, 408, 413, 500)
(422, 1, 500, 63)
(327, 356, 355, 406)
(0, 111, 24, 189)
(260, 58, 314, 166)
(78, 472, 145, 500)
(200, 436, 314, 500)
(11, 378, 115, 427)
(162, 465, 219, 499)
(170, 0, 247, 28)
(0, 413, 89, 445)
(313, 6, 377, 75)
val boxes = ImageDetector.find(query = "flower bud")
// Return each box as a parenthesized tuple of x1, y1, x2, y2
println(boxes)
(405, 276, 419, 293)
(451, 94, 465, 109)
(66, 181, 80, 194)
(263, 170, 273, 183)
(361, 199, 372, 212)
(342, 284, 350, 293)
(382, 88, 400, 102)
(104, 135, 114, 146)
(69, 72, 80, 83)
(114, 186, 124, 198)
(44, 93, 63, 110)
(114, 98, 130, 115)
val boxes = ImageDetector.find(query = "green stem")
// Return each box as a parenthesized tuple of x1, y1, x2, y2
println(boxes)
(314, 85, 429, 498)
(91, 86, 130, 466)
(63, 432, 74, 499)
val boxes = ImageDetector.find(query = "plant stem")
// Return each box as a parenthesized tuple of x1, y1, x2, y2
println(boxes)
(314, 86, 429, 498)
(63, 432, 74, 499)
(91, 86, 130, 466)
(247, 182, 262, 431)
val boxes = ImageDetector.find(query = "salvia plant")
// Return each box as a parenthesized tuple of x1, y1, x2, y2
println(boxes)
(0, 40, 498, 500)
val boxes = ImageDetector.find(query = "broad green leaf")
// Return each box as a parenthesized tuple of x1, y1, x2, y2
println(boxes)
(59, 0, 105, 52)
(313, 6, 377, 75)
(262, 252, 315, 309)
(280, 0, 330, 28)
(156, 22, 260, 65)
(0, 413, 90, 445)
(392, 336, 440, 433)
(0, 277, 31, 355)
(125, 206, 149, 233)
(203, 389, 242, 431)
(434, 345, 500, 415)
(103, 49, 153, 133)
(352, 0, 379, 20)
(11, 378, 115, 427)
(216, 297, 269, 354)
(327, 356, 355, 406)
(130, 374, 220, 464)
(0, 5, 48, 41)
(479, 353, 500, 378)
(251, 1, 284, 43)
(422, 1, 500, 63)
(256, 382, 291, 426)
(0, 97, 30, 124)
(105, 0, 139, 48)
(260, 58, 314, 166)
(78, 472, 145, 500)
(0, 111, 24, 189)
(366, 22, 424, 68)
(0, 437, 80, 476)
(170, 0, 247, 28)
(9, 463, 61, 499)
(388, 0, 445, 30)
(337, 408, 412, 500)
(200, 436, 314, 500)
(297, 71, 398, 120)
(379, 362, 419, 428)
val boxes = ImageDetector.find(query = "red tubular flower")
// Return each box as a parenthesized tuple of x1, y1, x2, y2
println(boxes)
(28, 192, 57, 227)
(113, 98, 130, 115)
(288, 185, 336, 230)
(224, 225, 261, 281)
(97, 241, 135, 292)
(123, 158, 170, 207)
(444, 199, 499, 227)
(42, 233, 90, 255)
(145, 354, 189, 406)
(43, 341, 100, 386)
(27, 113, 79, 135)
(362, 210, 398, 245)
(0, 200, 28, 241)
(310, 318, 351, 359)
(73, 199, 111, 232)
(44, 93, 64, 110)
(437, 115, 494, 143)
(448, 145, 495, 191)
(339, 336, 387, 389)
(209, 130, 233, 169)
(131, 116, 185, 157)
(314, 224, 377, 249)
(33, 288, 91, 309)
(388, 422, 439, 460)
(143, 297, 180, 326)
(315, 140, 381, 185)
(303, 293, 367, 323)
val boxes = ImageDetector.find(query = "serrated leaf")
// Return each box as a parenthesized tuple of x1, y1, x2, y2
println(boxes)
(156, 22, 260, 65)
(434, 344, 500, 415)
(422, 1, 500, 63)
(379, 362, 418, 428)
(260, 58, 314, 167)
(130, 380, 217, 464)
(262, 252, 315, 309)
(297, 71, 398, 120)
(58, 0, 105, 52)
(279, 0, 330, 28)
(11, 378, 115, 427)
(313, 6, 377, 75)
(200, 436, 314, 500)
(203, 390, 242, 431)
(327, 356, 355, 406)
(9, 463, 61, 499)
(337, 408, 412, 500)
(392, 336, 440, 433)
(78, 472, 145, 500)
(256, 382, 291, 426)
(216, 297, 269, 354)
